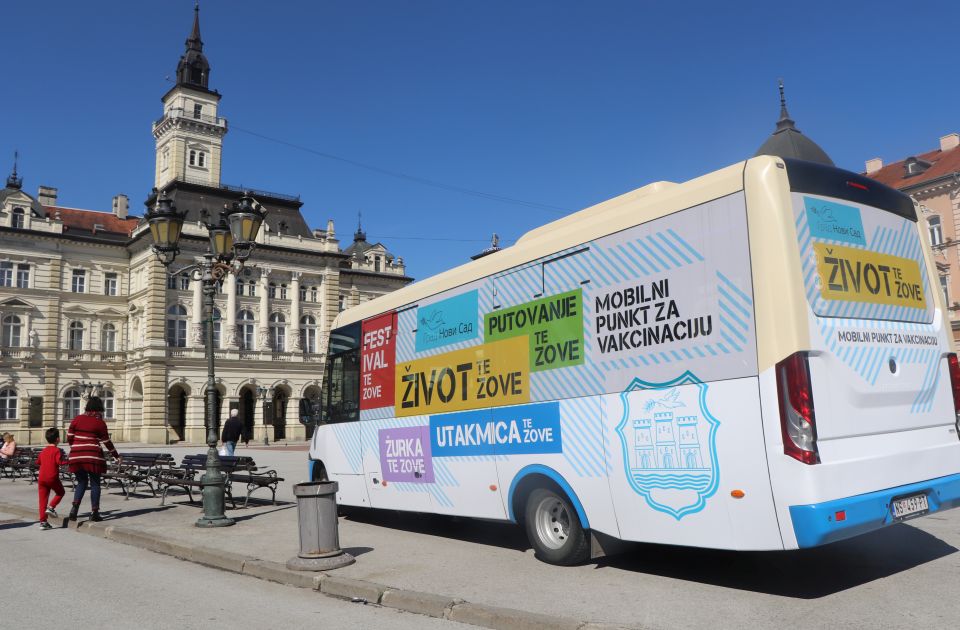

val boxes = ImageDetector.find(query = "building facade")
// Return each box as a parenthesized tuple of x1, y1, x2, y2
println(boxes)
(0, 8, 411, 445)
(863, 133, 960, 342)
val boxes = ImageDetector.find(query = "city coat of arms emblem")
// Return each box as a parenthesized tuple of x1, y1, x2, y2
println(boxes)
(615, 371, 720, 519)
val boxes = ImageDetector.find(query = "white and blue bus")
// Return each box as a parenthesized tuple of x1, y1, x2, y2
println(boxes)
(308, 156, 960, 565)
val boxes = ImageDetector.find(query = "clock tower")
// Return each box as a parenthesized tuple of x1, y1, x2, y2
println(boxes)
(152, 4, 227, 190)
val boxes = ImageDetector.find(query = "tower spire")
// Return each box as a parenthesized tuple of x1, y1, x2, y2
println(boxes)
(187, 2, 203, 51)
(176, 2, 210, 88)
(754, 79, 834, 166)
(6, 150, 22, 190)
(775, 78, 796, 132)
(354, 211, 366, 242)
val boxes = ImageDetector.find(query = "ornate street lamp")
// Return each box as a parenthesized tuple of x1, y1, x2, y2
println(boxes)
(146, 190, 187, 267)
(226, 194, 264, 263)
(145, 190, 267, 528)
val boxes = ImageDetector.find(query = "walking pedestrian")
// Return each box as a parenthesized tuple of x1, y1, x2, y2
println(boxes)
(221, 408, 243, 456)
(66, 397, 120, 522)
(36, 427, 66, 530)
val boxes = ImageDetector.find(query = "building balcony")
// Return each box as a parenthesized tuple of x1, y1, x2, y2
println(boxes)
(58, 350, 127, 364)
(168, 347, 324, 363)
(154, 107, 227, 129)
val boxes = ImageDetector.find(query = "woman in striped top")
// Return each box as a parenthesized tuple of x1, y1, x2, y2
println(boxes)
(67, 396, 120, 522)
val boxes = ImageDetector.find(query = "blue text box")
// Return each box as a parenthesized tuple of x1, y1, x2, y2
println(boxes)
(804, 197, 866, 246)
(430, 402, 562, 457)
(415, 290, 479, 352)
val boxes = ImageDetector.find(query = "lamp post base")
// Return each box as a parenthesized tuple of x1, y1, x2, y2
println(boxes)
(196, 515, 236, 528)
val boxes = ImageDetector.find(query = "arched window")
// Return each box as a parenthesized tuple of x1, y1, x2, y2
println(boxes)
(300, 315, 317, 354)
(11, 208, 24, 229)
(268, 283, 277, 299)
(211, 307, 222, 348)
(929, 215, 944, 247)
(238, 310, 255, 350)
(68, 321, 85, 350)
(197, 151, 206, 168)
(189, 149, 197, 166)
(101, 323, 117, 352)
(0, 388, 16, 420)
(166, 305, 188, 347)
(269, 313, 286, 352)
(1, 315, 22, 347)
(102, 389, 115, 419)
(63, 388, 82, 420)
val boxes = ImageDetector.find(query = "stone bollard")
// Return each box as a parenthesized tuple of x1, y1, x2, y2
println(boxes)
(286, 481, 355, 571)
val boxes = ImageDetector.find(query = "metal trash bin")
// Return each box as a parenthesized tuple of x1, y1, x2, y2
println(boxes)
(286, 481, 355, 571)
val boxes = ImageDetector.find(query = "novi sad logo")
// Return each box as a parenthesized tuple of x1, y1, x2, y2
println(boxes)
(615, 371, 720, 520)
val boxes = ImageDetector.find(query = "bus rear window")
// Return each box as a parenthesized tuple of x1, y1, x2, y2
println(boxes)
(784, 158, 916, 222)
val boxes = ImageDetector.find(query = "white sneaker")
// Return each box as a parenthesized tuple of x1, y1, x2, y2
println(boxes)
(38, 521, 53, 530)
(45, 507, 58, 518)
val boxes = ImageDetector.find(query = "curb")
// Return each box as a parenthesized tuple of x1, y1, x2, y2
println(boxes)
(0, 500, 634, 630)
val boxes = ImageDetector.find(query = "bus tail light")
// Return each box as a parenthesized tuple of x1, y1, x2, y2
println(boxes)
(947, 353, 960, 439)
(776, 352, 820, 465)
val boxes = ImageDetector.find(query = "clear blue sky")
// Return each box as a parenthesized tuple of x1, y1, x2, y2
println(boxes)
(3, 1, 958, 279)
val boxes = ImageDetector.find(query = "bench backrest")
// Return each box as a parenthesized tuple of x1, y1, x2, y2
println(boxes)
(180, 454, 256, 473)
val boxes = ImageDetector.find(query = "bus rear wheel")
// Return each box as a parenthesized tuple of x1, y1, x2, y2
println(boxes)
(524, 487, 589, 565)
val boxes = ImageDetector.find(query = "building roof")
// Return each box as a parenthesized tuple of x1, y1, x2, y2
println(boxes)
(342, 223, 394, 261)
(150, 181, 315, 240)
(754, 82, 834, 166)
(865, 145, 960, 191)
(47, 206, 140, 241)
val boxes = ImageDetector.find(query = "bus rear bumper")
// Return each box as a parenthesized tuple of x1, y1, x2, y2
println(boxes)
(788, 472, 960, 548)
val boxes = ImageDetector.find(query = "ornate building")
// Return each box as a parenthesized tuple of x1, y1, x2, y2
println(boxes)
(863, 134, 960, 342)
(0, 7, 411, 445)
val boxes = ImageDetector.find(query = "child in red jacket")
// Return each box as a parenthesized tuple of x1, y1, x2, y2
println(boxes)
(36, 427, 66, 530)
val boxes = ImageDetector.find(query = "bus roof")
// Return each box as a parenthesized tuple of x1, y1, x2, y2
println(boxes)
(332, 158, 753, 328)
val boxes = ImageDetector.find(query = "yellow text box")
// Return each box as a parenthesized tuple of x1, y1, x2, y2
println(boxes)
(395, 336, 529, 417)
(814, 242, 927, 310)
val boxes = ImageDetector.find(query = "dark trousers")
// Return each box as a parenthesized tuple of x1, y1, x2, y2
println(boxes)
(73, 470, 102, 510)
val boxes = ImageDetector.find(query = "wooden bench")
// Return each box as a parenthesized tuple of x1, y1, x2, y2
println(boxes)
(7, 447, 40, 482)
(102, 453, 175, 499)
(158, 454, 255, 508)
(229, 464, 285, 508)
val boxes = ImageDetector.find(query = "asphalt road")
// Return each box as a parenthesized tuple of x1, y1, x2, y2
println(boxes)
(112, 444, 960, 629)
(0, 510, 467, 629)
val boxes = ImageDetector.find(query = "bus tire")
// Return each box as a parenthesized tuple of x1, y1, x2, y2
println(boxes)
(524, 487, 589, 566)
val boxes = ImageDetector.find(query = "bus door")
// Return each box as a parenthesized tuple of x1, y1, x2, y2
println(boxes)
(319, 323, 369, 507)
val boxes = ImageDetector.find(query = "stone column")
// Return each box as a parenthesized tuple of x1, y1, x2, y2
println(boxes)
(225, 271, 238, 348)
(257, 267, 271, 350)
(190, 274, 203, 347)
(289, 272, 301, 351)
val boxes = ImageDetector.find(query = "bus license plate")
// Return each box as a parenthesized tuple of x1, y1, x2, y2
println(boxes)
(891, 494, 929, 520)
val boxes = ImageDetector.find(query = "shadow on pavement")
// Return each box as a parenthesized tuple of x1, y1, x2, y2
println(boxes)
(342, 546, 374, 557)
(0, 519, 33, 530)
(344, 509, 530, 552)
(99, 505, 176, 521)
(230, 504, 295, 522)
(600, 523, 957, 599)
